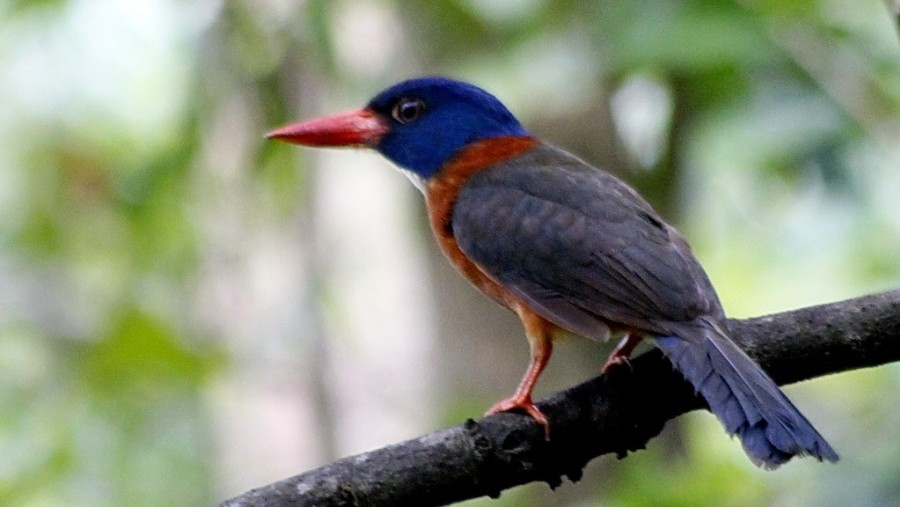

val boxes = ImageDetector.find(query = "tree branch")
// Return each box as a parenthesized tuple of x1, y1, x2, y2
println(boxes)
(221, 290, 900, 507)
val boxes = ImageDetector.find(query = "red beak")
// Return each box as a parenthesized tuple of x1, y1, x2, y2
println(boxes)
(265, 108, 389, 147)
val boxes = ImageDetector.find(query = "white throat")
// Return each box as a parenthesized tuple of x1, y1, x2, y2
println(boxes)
(397, 167, 427, 194)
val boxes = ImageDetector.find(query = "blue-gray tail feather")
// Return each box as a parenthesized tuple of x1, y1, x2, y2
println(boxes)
(655, 323, 838, 469)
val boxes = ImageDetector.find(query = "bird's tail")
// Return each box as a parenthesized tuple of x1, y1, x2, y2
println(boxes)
(654, 320, 838, 469)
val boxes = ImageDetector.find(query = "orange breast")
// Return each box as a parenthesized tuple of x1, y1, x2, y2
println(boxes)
(424, 136, 539, 310)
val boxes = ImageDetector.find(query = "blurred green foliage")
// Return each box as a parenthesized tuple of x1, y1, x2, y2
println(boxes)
(0, 0, 898, 506)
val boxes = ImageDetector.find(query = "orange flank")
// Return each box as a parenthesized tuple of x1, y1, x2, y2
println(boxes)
(425, 136, 559, 436)
(425, 136, 539, 309)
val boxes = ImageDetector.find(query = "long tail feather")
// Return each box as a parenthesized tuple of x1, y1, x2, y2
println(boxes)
(655, 321, 838, 469)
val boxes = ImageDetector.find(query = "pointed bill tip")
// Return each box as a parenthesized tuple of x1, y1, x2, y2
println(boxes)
(263, 128, 285, 140)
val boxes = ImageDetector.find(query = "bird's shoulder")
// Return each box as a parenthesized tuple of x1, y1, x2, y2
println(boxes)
(426, 136, 540, 237)
(462, 143, 659, 226)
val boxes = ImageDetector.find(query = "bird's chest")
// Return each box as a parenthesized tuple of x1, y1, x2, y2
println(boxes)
(424, 137, 539, 310)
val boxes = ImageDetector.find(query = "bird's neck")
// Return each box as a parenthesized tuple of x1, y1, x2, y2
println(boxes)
(426, 136, 539, 202)
(423, 136, 539, 308)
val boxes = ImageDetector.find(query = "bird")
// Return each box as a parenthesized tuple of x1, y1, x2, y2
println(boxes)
(266, 77, 838, 469)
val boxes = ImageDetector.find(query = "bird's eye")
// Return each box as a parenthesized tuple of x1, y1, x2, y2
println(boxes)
(391, 98, 425, 124)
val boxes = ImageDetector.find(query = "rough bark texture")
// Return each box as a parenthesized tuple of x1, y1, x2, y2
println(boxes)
(221, 290, 900, 507)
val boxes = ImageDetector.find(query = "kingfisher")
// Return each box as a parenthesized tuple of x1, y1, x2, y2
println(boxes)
(266, 77, 838, 469)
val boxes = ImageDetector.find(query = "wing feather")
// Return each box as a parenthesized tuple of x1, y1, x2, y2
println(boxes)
(452, 143, 721, 339)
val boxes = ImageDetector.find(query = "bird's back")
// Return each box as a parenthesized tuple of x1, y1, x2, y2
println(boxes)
(451, 142, 723, 339)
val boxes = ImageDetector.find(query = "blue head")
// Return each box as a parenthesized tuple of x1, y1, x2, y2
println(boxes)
(266, 77, 530, 179)
(365, 78, 529, 178)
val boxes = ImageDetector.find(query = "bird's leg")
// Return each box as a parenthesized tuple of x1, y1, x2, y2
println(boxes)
(486, 309, 554, 439)
(601, 332, 643, 373)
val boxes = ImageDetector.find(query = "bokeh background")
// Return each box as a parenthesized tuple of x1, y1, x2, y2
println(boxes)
(2, 1, 899, 506)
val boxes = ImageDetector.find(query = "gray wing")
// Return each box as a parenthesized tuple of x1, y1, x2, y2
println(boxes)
(452, 143, 723, 340)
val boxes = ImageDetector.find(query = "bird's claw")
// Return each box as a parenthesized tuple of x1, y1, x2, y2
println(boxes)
(601, 354, 633, 374)
(486, 396, 551, 440)
(601, 333, 642, 374)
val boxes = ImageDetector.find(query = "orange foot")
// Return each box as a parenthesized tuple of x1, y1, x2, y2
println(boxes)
(601, 333, 643, 374)
(486, 395, 551, 439)
(601, 354, 633, 373)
